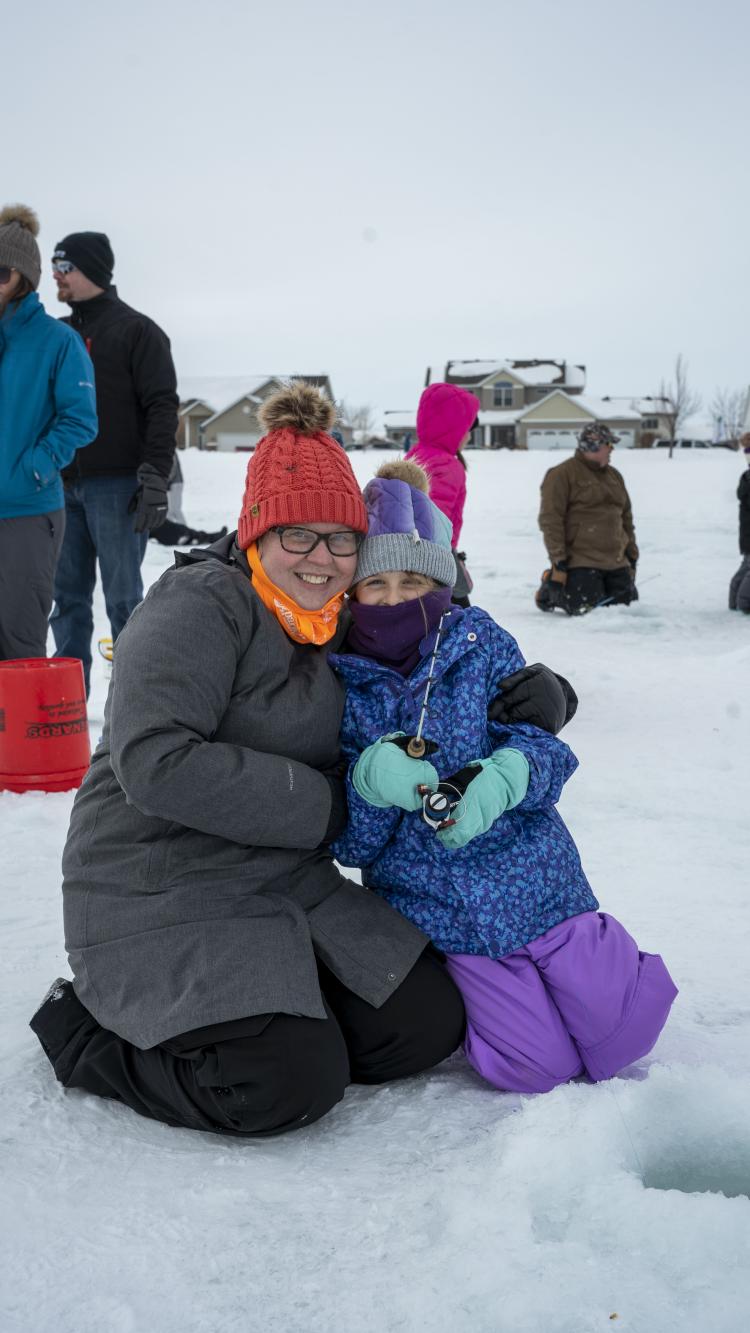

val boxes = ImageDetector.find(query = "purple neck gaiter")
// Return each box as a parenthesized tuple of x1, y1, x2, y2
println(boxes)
(346, 586, 454, 675)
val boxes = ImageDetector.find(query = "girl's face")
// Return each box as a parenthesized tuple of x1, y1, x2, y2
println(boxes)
(354, 571, 439, 606)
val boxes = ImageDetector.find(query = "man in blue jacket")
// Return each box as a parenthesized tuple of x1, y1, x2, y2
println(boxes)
(0, 205, 97, 660)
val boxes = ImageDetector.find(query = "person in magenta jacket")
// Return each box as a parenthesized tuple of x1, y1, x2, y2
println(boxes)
(405, 382, 480, 548)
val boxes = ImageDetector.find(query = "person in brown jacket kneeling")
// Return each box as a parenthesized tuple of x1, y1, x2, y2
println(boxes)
(536, 423, 639, 615)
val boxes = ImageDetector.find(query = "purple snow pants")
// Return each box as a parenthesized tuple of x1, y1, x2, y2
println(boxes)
(445, 912, 677, 1094)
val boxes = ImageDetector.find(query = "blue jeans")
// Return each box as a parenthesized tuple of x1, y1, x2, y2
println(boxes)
(50, 475, 148, 693)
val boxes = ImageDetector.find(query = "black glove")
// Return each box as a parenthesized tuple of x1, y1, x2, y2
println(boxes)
(128, 464, 169, 533)
(320, 757, 349, 843)
(322, 775, 348, 842)
(535, 568, 567, 612)
(488, 663, 578, 735)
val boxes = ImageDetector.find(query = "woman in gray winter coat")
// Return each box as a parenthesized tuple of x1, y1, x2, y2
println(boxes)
(30, 384, 466, 1136)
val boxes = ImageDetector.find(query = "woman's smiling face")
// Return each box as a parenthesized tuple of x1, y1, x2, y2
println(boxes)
(257, 524, 359, 609)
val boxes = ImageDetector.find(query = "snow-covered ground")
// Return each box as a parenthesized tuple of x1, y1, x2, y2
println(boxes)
(3, 448, 749, 1333)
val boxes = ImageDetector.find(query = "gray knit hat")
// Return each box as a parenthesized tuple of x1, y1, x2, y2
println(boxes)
(0, 204, 41, 289)
(354, 460, 457, 588)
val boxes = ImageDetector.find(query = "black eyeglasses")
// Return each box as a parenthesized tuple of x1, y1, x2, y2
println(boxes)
(52, 259, 77, 275)
(0, 266, 14, 285)
(271, 526, 362, 557)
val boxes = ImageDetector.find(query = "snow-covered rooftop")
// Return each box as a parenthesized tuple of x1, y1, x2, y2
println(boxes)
(202, 393, 264, 428)
(522, 392, 641, 422)
(573, 394, 641, 422)
(439, 359, 585, 389)
(178, 373, 331, 414)
(383, 410, 417, 429)
(601, 396, 674, 416)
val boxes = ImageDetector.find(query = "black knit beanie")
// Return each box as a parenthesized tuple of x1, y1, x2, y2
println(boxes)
(53, 231, 114, 289)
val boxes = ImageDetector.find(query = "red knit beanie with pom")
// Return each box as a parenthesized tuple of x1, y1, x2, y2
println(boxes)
(237, 382, 367, 548)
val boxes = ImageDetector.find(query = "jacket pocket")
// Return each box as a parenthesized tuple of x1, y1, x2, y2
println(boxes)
(29, 443, 57, 490)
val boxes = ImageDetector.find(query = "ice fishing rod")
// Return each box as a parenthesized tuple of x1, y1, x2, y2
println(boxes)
(392, 611, 448, 760)
(389, 610, 475, 830)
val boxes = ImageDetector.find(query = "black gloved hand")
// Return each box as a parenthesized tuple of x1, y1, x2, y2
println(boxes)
(322, 774, 348, 842)
(488, 663, 578, 735)
(128, 463, 169, 533)
(319, 756, 349, 843)
(535, 568, 567, 612)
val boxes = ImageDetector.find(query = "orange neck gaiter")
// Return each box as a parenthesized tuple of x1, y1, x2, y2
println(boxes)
(246, 542, 345, 646)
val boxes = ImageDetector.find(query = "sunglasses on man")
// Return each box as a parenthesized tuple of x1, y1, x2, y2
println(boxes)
(52, 259, 77, 275)
(0, 266, 15, 285)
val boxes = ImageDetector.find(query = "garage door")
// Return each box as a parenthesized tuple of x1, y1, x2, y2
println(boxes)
(215, 431, 261, 451)
(612, 430, 634, 449)
(527, 427, 636, 450)
(526, 429, 578, 450)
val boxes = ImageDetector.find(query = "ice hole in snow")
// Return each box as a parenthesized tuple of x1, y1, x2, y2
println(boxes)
(640, 1137, 750, 1199)
(609, 1068, 750, 1201)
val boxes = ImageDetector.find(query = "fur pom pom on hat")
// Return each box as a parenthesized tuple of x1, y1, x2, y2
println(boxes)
(0, 203, 41, 289)
(258, 381, 337, 436)
(237, 381, 367, 548)
(372, 458, 430, 492)
(353, 458, 456, 587)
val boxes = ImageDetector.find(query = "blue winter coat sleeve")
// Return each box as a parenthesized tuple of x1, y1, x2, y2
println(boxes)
(32, 334, 97, 485)
(481, 616, 578, 810)
(489, 721, 578, 809)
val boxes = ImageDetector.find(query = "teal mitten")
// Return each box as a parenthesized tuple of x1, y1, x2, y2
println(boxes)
(436, 748, 530, 850)
(352, 734, 439, 811)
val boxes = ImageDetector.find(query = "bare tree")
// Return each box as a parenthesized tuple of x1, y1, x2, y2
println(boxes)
(709, 387, 746, 446)
(657, 354, 702, 458)
(338, 400, 376, 434)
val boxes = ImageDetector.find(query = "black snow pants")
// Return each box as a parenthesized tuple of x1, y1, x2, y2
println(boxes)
(563, 565, 638, 615)
(151, 518, 228, 548)
(729, 555, 750, 613)
(30, 951, 465, 1137)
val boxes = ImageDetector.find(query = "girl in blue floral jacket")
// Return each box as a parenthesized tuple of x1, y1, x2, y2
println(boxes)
(331, 460, 676, 1093)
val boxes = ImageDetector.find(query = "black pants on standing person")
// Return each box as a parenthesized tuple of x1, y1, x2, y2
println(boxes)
(30, 950, 465, 1136)
(563, 565, 637, 615)
(0, 511, 65, 659)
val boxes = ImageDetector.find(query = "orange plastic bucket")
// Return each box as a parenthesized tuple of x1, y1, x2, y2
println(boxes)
(0, 658, 90, 793)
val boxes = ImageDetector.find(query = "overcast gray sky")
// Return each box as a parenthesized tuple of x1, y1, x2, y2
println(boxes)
(8, 0, 749, 424)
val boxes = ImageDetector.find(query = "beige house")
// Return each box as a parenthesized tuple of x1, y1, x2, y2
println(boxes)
(428, 359, 587, 407)
(598, 396, 675, 446)
(178, 375, 336, 452)
(517, 392, 641, 450)
(385, 360, 665, 450)
(201, 393, 264, 452)
(177, 399, 215, 450)
(386, 359, 589, 450)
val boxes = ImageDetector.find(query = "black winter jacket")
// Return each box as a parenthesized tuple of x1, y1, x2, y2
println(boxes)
(738, 470, 750, 554)
(61, 288, 178, 480)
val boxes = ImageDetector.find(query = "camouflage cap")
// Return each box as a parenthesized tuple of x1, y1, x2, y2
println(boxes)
(578, 422, 620, 451)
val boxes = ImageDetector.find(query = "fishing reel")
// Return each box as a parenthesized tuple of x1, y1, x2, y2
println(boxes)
(417, 781, 463, 831)
(390, 734, 480, 832)
(417, 763, 482, 831)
